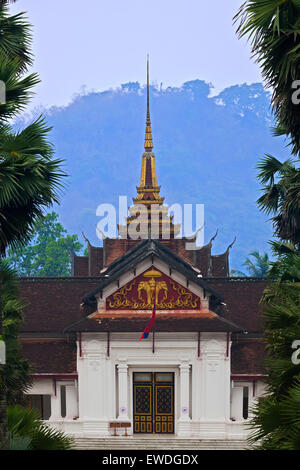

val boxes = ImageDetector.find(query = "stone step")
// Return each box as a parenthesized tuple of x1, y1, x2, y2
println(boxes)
(73, 438, 247, 450)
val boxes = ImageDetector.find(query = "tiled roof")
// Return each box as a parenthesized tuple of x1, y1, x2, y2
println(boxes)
(231, 338, 267, 375)
(18, 278, 100, 333)
(64, 311, 244, 333)
(21, 340, 77, 374)
(82, 239, 223, 304)
(18, 277, 268, 335)
(203, 278, 268, 333)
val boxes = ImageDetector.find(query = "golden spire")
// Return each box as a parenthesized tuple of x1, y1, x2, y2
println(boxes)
(117, 57, 181, 240)
(144, 55, 153, 152)
(132, 56, 164, 206)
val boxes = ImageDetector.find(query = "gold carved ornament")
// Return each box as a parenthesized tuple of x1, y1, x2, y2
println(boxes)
(107, 269, 199, 309)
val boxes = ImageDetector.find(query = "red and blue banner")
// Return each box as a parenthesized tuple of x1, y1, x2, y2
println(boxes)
(139, 288, 156, 341)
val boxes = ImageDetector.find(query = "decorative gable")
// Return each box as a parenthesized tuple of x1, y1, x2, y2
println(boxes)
(106, 267, 201, 310)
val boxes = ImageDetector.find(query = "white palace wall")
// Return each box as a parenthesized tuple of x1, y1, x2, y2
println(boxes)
(31, 332, 267, 440)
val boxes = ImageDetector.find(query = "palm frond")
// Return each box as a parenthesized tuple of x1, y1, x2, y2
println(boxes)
(8, 405, 73, 450)
(0, 5, 33, 71)
(234, 0, 300, 156)
(0, 52, 40, 121)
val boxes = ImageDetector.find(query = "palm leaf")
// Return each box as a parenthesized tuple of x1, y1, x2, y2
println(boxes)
(8, 405, 73, 450)
(0, 5, 32, 71)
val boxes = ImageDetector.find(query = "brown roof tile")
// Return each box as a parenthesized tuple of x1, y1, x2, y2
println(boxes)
(65, 312, 243, 333)
(231, 338, 267, 375)
(21, 340, 77, 374)
(19, 278, 100, 333)
(204, 278, 268, 332)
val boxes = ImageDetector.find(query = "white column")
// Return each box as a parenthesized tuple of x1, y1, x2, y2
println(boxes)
(179, 362, 191, 422)
(66, 383, 78, 420)
(231, 386, 244, 421)
(49, 381, 61, 421)
(248, 383, 258, 419)
(79, 338, 109, 435)
(177, 362, 191, 436)
(201, 336, 228, 421)
(117, 362, 129, 421)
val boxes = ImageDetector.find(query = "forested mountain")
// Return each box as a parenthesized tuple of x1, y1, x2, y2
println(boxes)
(16, 80, 290, 270)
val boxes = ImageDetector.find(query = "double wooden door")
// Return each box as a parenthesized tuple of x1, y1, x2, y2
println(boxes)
(133, 372, 174, 434)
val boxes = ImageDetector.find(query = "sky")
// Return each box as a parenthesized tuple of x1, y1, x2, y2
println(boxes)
(10, 0, 263, 109)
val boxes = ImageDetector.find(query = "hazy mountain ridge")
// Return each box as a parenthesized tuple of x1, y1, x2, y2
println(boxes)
(16, 80, 290, 270)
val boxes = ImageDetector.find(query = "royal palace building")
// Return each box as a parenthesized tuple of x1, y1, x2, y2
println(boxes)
(19, 63, 268, 444)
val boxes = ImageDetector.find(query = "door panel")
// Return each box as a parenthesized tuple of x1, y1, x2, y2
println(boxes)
(133, 372, 174, 434)
(134, 384, 153, 433)
(155, 383, 174, 433)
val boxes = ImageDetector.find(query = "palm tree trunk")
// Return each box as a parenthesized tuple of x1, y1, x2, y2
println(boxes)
(0, 279, 9, 449)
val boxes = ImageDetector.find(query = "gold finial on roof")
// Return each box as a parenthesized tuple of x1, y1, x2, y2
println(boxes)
(144, 54, 153, 152)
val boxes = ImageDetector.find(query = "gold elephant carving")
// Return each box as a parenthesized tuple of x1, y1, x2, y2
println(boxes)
(137, 279, 168, 305)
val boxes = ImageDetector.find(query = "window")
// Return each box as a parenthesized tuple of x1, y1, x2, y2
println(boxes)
(133, 373, 152, 382)
(60, 385, 66, 418)
(155, 373, 173, 383)
(27, 395, 51, 420)
(243, 386, 249, 419)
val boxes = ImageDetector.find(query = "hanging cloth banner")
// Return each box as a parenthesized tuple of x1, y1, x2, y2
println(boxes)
(139, 286, 156, 341)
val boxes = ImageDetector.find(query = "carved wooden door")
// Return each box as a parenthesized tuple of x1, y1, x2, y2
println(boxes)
(133, 372, 174, 434)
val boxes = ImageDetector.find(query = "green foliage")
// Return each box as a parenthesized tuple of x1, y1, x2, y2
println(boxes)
(7, 212, 83, 276)
(268, 240, 300, 281)
(0, 51, 39, 121)
(0, 2, 66, 449)
(8, 405, 73, 450)
(256, 155, 300, 246)
(249, 383, 300, 450)
(0, 119, 66, 254)
(0, 4, 31, 71)
(83, 246, 88, 257)
(0, 259, 31, 405)
(246, 243, 300, 449)
(244, 250, 270, 277)
(248, 279, 300, 449)
(0, 6, 66, 255)
(231, 250, 270, 277)
(235, 0, 300, 157)
(235, 1, 300, 449)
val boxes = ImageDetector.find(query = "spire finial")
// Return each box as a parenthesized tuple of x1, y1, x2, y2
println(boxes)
(147, 54, 150, 117)
(144, 54, 153, 152)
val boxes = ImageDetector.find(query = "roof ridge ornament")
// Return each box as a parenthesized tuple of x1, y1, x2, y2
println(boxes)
(226, 236, 236, 253)
(82, 231, 92, 246)
(209, 229, 218, 246)
(96, 226, 107, 240)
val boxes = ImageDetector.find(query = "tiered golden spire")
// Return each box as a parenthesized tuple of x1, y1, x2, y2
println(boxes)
(144, 55, 153, 152)
(133, 56, 164, 206)
(118, 58, 180, 241)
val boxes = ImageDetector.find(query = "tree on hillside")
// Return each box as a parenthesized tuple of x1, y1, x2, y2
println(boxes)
(0, 5, 66, 448)
(7, 212, 83, 277)
(231, 250, 270, 277)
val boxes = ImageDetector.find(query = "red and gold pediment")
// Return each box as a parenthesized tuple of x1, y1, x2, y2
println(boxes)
(106, 267, 201, 310)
